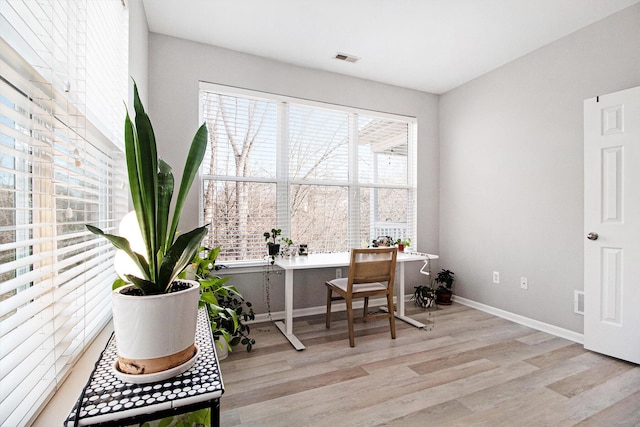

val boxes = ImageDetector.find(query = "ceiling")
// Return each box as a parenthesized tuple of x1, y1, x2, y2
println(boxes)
(141, 0, 639, 94)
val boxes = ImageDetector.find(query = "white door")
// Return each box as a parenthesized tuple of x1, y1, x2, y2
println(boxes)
(584, 86, 640, 364)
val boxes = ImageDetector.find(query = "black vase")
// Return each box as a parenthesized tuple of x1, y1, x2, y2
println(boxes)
(268, 243, 280, 256)
(436, 288, 453, 305)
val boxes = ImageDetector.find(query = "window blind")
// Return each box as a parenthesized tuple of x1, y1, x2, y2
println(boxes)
(200, 91, 280, 260)
(0, 1, 128, 423)
(199, 82, 417, 262)
(0, 0, 128, 149)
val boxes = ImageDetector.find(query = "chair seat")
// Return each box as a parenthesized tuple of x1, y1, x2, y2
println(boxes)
(326, 278, 387, 294)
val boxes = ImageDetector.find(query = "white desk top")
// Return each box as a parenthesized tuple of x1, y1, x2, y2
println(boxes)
(274, 251, 438, 270)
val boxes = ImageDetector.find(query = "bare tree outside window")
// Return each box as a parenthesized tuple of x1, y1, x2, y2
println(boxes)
(200, 86, 415, 262)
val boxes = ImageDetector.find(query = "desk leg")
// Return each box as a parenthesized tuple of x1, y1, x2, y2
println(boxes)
(274, 269, 306, 350)
(392, 262, 426, 329)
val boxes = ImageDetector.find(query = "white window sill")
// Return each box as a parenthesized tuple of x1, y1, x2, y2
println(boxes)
(31, 321, 114, 426)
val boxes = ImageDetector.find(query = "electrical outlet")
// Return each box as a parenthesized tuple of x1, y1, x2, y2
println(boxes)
(336, 268, 342, 279)
(574, 290, 585, 315)
(520, 276, 528, 290)
(493, 271, 500, 284)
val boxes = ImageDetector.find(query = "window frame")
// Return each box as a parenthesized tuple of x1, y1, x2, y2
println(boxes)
(198, 81, 417, 263)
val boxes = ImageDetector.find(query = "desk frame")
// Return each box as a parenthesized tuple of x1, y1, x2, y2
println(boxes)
(274, 252, 438, 350)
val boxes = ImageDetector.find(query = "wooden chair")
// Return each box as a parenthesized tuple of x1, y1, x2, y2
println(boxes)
(325, 247, 398, 347)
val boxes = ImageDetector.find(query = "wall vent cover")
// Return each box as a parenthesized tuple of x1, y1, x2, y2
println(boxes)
(334, 52, 359, 63)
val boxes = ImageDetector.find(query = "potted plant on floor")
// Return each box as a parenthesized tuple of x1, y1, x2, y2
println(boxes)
(86, 82, 208, 381)
(435, 269, 455, 305)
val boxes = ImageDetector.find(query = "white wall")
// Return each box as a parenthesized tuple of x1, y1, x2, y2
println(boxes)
(128, 0, 149, 109)
(147, 33, 439, 312)
(439, 4, 640, 333)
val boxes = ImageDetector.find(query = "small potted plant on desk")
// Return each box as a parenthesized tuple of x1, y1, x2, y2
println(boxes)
(435, 269, 455, 305)
(264, 228, 282, 263)
(396, 238, 411, 252)
(279, 237, 295, 257)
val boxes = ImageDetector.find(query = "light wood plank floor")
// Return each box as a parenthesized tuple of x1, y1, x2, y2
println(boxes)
(219, 303, 640, 426)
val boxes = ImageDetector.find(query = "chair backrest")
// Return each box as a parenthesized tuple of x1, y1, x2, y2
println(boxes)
(348, 247, 398, 292)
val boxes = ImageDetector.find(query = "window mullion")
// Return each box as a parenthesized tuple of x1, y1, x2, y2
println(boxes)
(277, 102, 290, 238)
(348, 113, 359, 249)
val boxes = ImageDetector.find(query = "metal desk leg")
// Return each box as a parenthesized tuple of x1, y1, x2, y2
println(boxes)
(393, 261, 426, 329)
(274, 269, 306, 350)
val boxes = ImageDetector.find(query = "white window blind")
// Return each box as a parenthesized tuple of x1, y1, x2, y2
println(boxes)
(0, 0, 128, 149)
(0, 1, 128, 424)
(200, 91, 280, 260)
(200, 83, 417, 262)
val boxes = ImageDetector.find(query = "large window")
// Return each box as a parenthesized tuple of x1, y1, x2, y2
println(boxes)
(0, 1, 128, 425)
(200, 83, 417, 262)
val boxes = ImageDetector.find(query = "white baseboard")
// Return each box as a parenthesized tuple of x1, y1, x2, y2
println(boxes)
(453, 295, 584, 344)
(252, 294, 584, 345)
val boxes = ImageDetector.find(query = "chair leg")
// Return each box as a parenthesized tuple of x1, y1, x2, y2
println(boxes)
(363, 297, 369, 320)
(325, 286, 332, 329)
(346, 298, 355, 347)
(387, 292, 396, 339)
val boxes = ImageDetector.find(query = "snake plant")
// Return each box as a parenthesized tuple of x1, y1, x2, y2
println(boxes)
(87, 82, 208, 295)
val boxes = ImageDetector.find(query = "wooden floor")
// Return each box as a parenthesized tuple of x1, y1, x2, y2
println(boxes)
(218, 303, 640, 426)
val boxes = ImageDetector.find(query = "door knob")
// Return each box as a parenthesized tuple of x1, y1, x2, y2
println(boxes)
(587, 232, 599, 241)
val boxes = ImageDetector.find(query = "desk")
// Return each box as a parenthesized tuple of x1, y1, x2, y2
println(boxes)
(274, 251, 438, 350)
(65, 309, 223, 427)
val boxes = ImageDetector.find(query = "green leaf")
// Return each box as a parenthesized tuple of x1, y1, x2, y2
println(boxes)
(126, 274, 162, 295)
(112, 278, 128, 290)
(199, 276, 231, 292)
(199, 292, 220, 305)
(157, 159, 174, 255)
(207, 246, 220, 262)
(158, 226, 208, 292)
(167, 123, 208, 247)
(86, 225, 150, 280)
(132, 82, 159, 281)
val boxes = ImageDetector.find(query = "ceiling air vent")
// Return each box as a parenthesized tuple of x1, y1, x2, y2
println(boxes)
(334, 52, 359, 63)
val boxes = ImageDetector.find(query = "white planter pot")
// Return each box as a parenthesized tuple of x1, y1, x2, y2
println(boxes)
(112, 280, 200, 376)
(216, 336, 229, 360)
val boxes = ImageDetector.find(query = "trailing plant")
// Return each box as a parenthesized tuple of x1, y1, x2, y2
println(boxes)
(263, 228, 282, 245)
(145, 407, 210, 427)
(214, 291, 256, 352)
(264, 228, 282, 263)
(412, 283, 435, 309)
(86, 82, 208, 295)
(183, 246, 255, 352)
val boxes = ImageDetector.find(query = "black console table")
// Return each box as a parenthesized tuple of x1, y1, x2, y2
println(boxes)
(65, 309, 224, 426)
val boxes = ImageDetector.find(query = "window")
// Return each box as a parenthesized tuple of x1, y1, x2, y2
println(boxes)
(200, 83, 417, 262)
(0, 1, 128, 425)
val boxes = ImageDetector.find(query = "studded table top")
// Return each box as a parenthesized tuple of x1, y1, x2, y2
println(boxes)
(65, 309, 224, 426)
